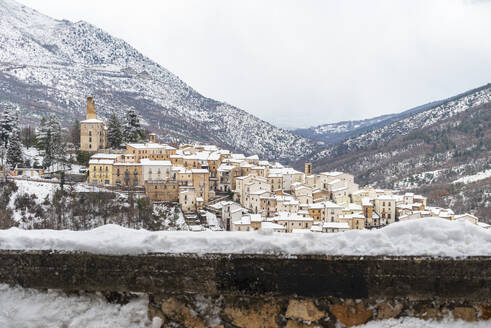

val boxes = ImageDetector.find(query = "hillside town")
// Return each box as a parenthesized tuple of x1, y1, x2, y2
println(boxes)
(74, 98, 488, 233)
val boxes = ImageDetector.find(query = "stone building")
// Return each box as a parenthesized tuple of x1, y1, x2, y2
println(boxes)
(112, 163, 142, 187)
(80, 97, 107, 152)
(145, 180, 179, 202)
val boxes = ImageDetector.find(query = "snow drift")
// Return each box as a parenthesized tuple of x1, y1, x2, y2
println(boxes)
(0, 218, 490, 257)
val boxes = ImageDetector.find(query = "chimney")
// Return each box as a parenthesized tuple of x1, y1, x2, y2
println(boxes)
(86, 96, 97, 120)
(305, 163, 312, 176)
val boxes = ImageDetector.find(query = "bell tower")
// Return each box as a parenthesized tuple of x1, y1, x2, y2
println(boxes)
(305, 163, 312, 176)
(86, 96, 97, 120)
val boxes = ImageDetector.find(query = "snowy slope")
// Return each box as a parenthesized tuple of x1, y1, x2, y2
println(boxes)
(311, 84, 491, 160)
(295, 85, 487, 146)
(0, 0, 315, 162)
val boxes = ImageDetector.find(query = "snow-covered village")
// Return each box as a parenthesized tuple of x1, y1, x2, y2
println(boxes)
(1, 97, 487, 234)
(0, 0, 490, 327)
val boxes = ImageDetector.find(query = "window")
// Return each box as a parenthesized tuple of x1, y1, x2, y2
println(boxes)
(89, 131, 92, 136)
(383, 202, 386, 206)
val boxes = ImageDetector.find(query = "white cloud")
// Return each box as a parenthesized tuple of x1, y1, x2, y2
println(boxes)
(20, 0, 491, 128)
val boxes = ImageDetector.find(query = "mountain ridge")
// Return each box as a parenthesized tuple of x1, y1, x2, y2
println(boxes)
(294, 84, 490, 146)
(0, 0, 316, 162)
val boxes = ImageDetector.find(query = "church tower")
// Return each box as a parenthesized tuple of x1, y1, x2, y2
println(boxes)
(80, 97, 107, 151)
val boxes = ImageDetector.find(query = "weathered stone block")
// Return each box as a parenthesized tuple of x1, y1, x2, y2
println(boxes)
(377, 300, 403, 319)
(479, 304, 491, 320)
(415, 307, 447, 321)
(161, 297, 206, 328)
(223, 301, 280, 328)
(452, 307, 476, 322)
(285, 299, 326, 322)
(330, 300, 372, 327)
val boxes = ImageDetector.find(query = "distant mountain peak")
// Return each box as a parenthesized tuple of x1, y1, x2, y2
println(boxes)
(0, 0, 316, 162)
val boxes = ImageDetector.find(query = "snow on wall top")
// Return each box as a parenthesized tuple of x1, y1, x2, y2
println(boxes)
(0, 218, 490, 257)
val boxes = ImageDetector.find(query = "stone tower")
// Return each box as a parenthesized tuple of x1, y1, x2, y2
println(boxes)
(149, 133, 157, 143)
(80, 97, 107, 151)
(305, 163, 312, 176)
(86, 96, 97, 120)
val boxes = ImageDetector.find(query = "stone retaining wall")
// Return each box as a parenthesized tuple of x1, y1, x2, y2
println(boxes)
(0, 251, 489, 327)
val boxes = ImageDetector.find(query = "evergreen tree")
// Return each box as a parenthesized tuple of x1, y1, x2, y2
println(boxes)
(6, 128, 23, 168)
(123, 107, 143, 143)
(42, 129, 52, 169)
(37, 114, 66, 170)
(70, 119, 80, 148)
(36, 117, 49, 151)
(20, 125, 36, 149)
(107, 113, 123, 148)
(0, 106, 14, 148)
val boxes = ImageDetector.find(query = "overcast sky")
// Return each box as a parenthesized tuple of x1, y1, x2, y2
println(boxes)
(21, 0, 491, 128)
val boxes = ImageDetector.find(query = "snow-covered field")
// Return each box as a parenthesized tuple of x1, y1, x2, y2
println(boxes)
(0, 284, 154, 328)
(354, 317, 490, 328)
(0, 218, 489, 257)
(453, 169, 491, 185)
(0, 284, 488, 328)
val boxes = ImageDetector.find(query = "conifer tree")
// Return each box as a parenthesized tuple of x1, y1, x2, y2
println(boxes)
(123, 107, 143, 143)
(42, 129, 52, 169)
(70, 119, 80, 148)
(37, 114, 65, 170)
(107, 113, 123, 148)
(6, 128, 23, 168)
(0, 107, 14, 148)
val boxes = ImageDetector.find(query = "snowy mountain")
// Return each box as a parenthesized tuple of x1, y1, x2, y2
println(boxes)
(305, 84, 491, 222)
(293, 88, 482, 145)
(309, 84, 491, 161)
(294, 114, 398, 145)
(0, 0, 315, 162)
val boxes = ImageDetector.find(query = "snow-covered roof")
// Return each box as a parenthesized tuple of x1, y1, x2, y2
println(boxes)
(323, 222, 350, 229)
(191, 169, 208, 174)
(88, 159, 114, 165)
(91, 153, 121, 159)
(217, 164, 234, 171)
(274, 213, 313, 221)
(320, 171, 343, 177)
(324, 201, 343, 209)
(127, 143, 171, 149)
(81, 118, 104, 123)
(113, 162, 141, 166)
(261, 222, 286, 230)
(361, 197, 373, 206)
(140, 158, 172, 166)
(348, 203, 362, 211)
